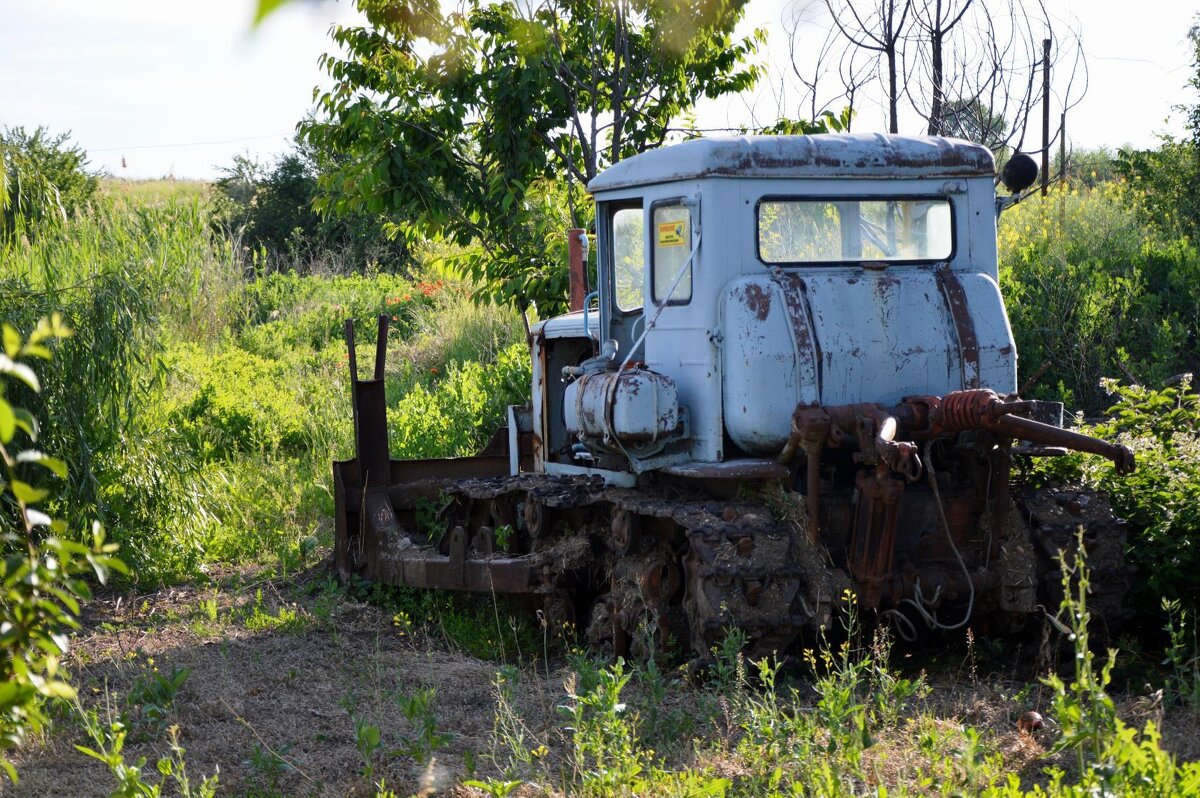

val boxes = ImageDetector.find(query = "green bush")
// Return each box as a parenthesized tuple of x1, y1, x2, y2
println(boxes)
(0, 316, 125, 782)
(389, 342, 530, 459)
(214, 143, 410, 274)
(0, 199, 240, 584)
(1028, 378, 1200, 610)
(166, 344, 336, 460)
(239, 271, 426, 356)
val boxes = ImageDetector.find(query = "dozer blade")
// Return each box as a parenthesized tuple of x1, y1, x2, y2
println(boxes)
(333, 315, 538, 596)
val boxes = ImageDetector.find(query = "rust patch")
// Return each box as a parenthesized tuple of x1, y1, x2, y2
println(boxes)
(774, 273, 821, 391)
(742, 283, 773, 321)
(936, 266, 981, 389)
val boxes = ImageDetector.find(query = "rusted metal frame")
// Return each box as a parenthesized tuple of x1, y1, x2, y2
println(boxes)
(905, 390, 1136, 474)
(368, 552, 539, 594)
(848, 463, 906, 608)
(936, 266, 981, 389)
(994, 414, 1135, 474)
(990, 439, 1013, 564)
(783, 406, 831, 544)
(345, 315, 393, 491)
(773, 272, 823, 395)
(824, 403, 920, 480)
(659, 459, 790, 480)
(333, 461, 353, 580)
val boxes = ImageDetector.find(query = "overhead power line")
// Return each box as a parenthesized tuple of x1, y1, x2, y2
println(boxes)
(90, 133, 293, 153)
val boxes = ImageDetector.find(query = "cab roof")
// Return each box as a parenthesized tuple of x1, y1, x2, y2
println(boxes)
(587, 133, 995, 193)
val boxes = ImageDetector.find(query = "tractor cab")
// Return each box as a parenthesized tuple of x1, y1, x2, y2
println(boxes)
(532, 133, 1016, 484)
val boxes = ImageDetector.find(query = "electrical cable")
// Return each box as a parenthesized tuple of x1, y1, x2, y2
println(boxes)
(916, 439, 976, 632)
(91, 133, 292, 153)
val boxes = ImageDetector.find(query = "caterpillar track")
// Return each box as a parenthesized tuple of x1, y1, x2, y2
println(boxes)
(337, 461, 1133, 658)
(338, 471, 849, 660)
(1018, 487, 1135, 640)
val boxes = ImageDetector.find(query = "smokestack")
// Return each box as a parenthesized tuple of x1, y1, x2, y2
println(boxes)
(568, 228, 587, 312)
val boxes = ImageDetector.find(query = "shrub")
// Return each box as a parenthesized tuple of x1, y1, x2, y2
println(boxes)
(1027, 378, 1200, 610)
(998, 183, 1200, 412)
(0, 316, 125, 782)
(388, 343, 531, 459)
(239, 271, 423, 356)
(166, 345, 328, 459)
(214, 143, 410, 274)
(0, 199, 238, 583)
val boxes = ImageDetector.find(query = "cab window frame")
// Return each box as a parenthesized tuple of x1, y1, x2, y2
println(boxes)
(650, 197, 694, 306)
(608, 200, 646, 314)
(754, 194, 956, 267)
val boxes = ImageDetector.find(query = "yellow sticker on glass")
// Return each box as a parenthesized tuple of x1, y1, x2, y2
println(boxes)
(657, 220, 687, 247)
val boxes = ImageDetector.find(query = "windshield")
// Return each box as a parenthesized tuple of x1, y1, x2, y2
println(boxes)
(758, 197, 953, 264)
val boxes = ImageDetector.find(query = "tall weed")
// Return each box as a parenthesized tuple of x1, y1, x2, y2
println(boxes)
(0, 199, 233, 581)
(999, 182, 1200, 411)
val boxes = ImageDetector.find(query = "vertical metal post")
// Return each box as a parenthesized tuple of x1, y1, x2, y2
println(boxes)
(374, 314, 389, 381)
(1041, 38, 1051, 197)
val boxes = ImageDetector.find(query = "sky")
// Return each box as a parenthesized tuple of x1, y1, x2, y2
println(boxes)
(0, 0, 1195, 179)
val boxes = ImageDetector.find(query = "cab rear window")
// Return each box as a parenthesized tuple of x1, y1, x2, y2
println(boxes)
(757, 197, 953, 264)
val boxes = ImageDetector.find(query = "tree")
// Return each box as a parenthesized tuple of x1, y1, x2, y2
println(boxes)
(788, 0, 1085, 156)
(300, 0, 762, 314)
(937, 97, 1006, 149)
(1118, 17, 1200, 242)
(825, 0, 913, 134)
(0, 127, 98, 241)
(214, 139, 410, 274)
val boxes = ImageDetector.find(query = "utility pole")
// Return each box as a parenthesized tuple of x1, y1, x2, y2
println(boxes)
(1041, 37, 1051, 197)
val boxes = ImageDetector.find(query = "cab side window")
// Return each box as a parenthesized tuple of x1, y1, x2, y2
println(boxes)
(612, 206, 644, 312)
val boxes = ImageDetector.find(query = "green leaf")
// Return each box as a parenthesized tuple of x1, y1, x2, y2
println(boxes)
(10, 481, 49, 505)
(40, 680, 75, 701)
(252, 0, 289, 25)
(0, 399, 13, 443)
(1, 325, 19, 358)
(28, 313, 71, 344)
(0, 355, 38, 392)
(12, 408, 37, 440)
(15, 451, 68, 478)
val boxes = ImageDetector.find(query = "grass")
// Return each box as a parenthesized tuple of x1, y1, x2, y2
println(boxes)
(99, 177, 211, 206)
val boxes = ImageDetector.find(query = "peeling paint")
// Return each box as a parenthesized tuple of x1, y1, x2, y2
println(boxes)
(742, 283, 773, 321)
(589, 134, 994, 192)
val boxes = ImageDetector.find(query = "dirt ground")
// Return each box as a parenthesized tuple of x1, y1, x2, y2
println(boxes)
(9, 562, 1199, 797)
(8, 564, 542, 797)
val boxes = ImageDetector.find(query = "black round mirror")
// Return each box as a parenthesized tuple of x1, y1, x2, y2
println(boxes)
(1002, 153, 1039, 194)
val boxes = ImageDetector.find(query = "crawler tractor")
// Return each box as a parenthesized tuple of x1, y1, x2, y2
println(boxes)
(334, 134, 1135, 659)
